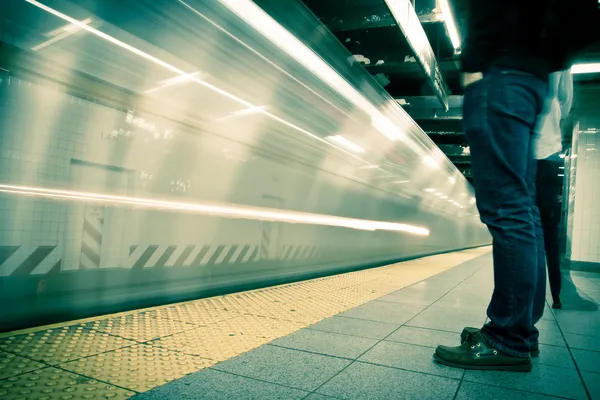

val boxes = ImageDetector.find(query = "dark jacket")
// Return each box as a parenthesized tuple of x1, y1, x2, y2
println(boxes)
(461, 0, 552, 80)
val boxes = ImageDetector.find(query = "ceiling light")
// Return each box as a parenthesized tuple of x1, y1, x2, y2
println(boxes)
(571, 63, 600, 74)
(437, 0, 461, 50)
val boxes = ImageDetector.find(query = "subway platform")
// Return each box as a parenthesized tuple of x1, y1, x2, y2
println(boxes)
(1, 247, 599, 400)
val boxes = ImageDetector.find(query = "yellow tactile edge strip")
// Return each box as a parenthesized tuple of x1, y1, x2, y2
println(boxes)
(0, 246, 491, 397)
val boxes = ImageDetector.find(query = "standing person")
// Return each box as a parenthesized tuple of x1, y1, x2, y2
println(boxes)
(433, 1, 553, 372)
(536, 71, 599, 311)
(433, 0, 599, 372)
(533, 69, 573, 310)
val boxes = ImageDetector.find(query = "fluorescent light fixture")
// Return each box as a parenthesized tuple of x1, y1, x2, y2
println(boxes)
(384, 0, 449, 108)
(0, 184, 429, 235)
(424, 188, 436, 192)
(326, 135, 366, 153)
(572, 63, 600, 74)
(437, 0, 461, 50)
(31, 17, 92, 51)
(449, 176, 456, 184)
(441, 196, 448, 199)
(392, 180, 410, 184)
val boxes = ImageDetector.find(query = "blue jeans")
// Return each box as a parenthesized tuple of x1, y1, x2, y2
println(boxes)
(463, 67, 548, 357)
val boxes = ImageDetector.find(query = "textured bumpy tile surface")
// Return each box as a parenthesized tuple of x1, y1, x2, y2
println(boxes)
(60, 344, 215, 392)
(0, 326, 135, 364)
(0, 367, 135, 399)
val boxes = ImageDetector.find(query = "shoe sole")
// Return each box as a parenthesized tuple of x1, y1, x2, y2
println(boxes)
(460, 328, 539, 357)
(433, 354, 533, 372)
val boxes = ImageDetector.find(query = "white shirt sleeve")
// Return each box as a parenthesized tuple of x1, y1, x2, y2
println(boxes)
(558, 69, 573, 120)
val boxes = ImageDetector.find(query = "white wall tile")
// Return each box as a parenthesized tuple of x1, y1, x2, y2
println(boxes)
(570, 131, 600, 263)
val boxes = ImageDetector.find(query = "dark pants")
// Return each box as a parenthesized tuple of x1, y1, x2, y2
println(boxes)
(463, 67, 548, 357)
(536, 159, 563, 303)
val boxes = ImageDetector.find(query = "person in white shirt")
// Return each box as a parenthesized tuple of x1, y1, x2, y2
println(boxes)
(533, 69, 598, 310)
(533, 69, 572, 309)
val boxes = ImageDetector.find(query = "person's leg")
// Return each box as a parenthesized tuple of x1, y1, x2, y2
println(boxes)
(434, 68, 547, 371)
(530, 157, 547, 350)
(536, 160, 562, 306)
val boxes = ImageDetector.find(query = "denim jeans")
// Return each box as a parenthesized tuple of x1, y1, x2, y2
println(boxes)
(536, 158, 563, 303)
(463, 67, 548, 357)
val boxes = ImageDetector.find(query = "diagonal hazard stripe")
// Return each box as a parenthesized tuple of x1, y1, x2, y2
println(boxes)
(0, 246, 19, 266)
(11, 246, 55, 276)
(247, 246, 259, 262)
(221, 245, 238, 264)
(189, 245, 210, 267)
(154, 245, 177, 268)
(237, 245, 250, 263)
(81, 242, 100, 268)
(291, 246, 303, 260)
(206, 245, 225, 265)
(173, 246, 194, 267)
(129, 245, 138, 255)
(84, 219, 103, 245)
(132, 246, 159, 269)
(48, 259, 62, 274)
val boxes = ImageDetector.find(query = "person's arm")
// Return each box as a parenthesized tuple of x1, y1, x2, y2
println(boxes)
(558, 69, 574, 151)
(558, 69, 573, 119)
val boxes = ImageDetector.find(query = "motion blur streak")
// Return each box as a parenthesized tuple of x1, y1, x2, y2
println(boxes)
(215, 0, 417, 146)
(176, 0, 354, 120)
(24, 0, 371, 163)
(0, 184, 430, 235)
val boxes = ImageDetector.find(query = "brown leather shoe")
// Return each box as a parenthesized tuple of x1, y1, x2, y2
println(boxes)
(461, 327, 539, 357)
(434, 331, 532, 372)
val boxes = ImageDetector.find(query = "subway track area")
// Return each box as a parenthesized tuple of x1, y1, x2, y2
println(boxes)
(0, 248, 490, 399)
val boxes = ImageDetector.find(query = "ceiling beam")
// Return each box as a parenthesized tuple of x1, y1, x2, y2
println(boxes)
(321, 5, 443, 33)
(382, 0, 449, 109)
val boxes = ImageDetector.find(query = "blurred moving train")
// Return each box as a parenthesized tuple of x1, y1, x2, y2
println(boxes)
(0, 0, 490, 331)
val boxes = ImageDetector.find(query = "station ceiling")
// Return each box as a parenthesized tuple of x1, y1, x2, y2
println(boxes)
(295, 0, 600, 185)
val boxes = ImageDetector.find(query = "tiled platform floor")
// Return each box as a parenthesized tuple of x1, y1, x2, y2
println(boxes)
(137, 253, 600, 400)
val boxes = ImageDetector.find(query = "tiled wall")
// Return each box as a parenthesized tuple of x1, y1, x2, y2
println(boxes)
(570, 131, 600, 263)
(569, 83, 600, 264)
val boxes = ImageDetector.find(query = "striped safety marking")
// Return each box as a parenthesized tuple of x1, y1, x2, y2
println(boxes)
(281, 245, 321, 261)
(128, 244, 260, 269)
(0, 245, 62, 276)
(80, 206, 104, 269)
